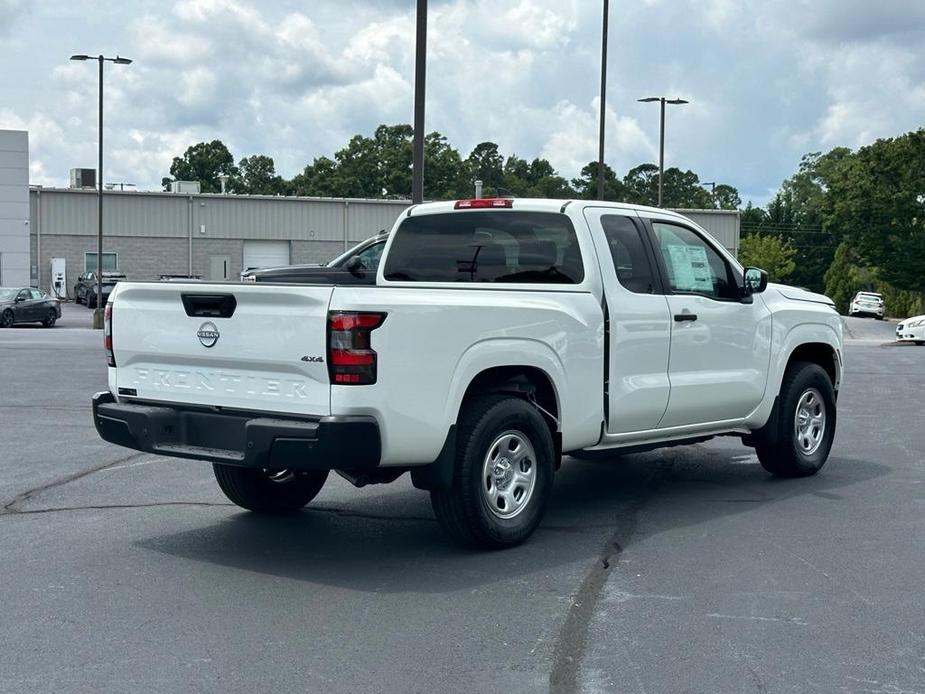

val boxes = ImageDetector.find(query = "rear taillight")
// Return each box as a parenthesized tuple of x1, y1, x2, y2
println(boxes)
(327, 312, 386, 385)
(103, 302, 115, 367)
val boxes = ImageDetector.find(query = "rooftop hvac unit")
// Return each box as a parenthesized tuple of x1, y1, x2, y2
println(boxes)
(69, 168, 97, 189)
(169, 180, 201, 194)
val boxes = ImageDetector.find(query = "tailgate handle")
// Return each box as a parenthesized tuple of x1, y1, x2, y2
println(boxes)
(181, 293, 237, 318)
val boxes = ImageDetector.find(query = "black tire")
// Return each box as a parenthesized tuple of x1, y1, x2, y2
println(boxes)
(0, 310, 13, 328)
(430, 395, 555, 549)
(212, 465, 328, 513)
(87, 294, 97, 309)
(42, 309, 57, 328)
(74, 291, 82, 305)
(756, 361, 836, 478)
(915, 341, 925, 346)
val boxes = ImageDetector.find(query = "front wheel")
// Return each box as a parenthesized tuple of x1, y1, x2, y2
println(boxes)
(0, 310, 13, 328)
(756, 361, 836, 478)
(430, 395, 555, 549)
(42, 309, 57, 328)
(213, 465, 328, 513)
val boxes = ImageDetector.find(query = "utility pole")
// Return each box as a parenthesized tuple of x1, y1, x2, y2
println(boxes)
(597, 0, 609, 200)
(411, 0, 427, 204)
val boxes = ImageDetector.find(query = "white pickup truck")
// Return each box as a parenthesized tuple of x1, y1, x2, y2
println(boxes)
(93, 198, 843, 548)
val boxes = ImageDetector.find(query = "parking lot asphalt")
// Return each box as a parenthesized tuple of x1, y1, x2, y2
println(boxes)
(1, 315, 923, 693)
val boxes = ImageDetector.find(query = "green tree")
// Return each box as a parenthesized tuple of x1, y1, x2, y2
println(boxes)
(823, 242, 865, 314)
(499, 155, 575, 198)
(289, 156, 339, 197)
(622, 163, 659, 205)
(424, 132, 468, 199)
(233, 154, 285, 195)
(712, 184, 741, 210)
(466, 142, 504, 192)
(825, 129, 925, 308)
(738, 233, 796, 282)
(571, 161, 624, 200)
(162, 140, 238, 193)
(661, 168, 713, 208)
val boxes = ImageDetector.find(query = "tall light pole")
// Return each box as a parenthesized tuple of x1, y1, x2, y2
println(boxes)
(638, 96, 688, 207)
(597, 0, 609, 200)
(411, 0, 427, 204)
(70, 53, 132, 328)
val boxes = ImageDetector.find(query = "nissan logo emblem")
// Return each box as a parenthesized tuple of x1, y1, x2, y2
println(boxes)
(197, 321, 220, 348)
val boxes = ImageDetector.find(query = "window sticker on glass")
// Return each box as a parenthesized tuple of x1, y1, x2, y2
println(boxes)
(666, 244, 713, 293)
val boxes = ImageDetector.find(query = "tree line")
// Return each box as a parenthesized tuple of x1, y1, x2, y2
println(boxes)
(163, 125, 924, 317)
(737, 129, 925, 317)
(162, 124, 740, 209)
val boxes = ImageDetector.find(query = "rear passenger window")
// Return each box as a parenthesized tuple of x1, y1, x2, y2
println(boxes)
(601, 215, 656, 294)
(384, 211, 584, 284)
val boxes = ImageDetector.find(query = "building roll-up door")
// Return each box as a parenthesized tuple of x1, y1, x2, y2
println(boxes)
(242, 240, 290, 272)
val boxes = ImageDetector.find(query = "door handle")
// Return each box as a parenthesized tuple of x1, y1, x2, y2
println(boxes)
(674, 313, 698, 322)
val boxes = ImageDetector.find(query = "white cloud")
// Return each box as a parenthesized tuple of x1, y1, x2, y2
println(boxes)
(0, 0, 922, 207)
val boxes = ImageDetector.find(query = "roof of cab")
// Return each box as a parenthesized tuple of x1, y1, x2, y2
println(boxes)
(404, 198, 689, 220)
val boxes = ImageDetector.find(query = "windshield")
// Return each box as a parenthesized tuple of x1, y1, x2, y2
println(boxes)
(328, 237, 381, 268)
(0, 288, 17, 301)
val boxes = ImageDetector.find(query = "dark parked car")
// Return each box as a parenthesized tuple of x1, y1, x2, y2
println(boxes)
(0, 287, 61, 328)
(74, 271, 126, 307)
(242, 232, 387, 285)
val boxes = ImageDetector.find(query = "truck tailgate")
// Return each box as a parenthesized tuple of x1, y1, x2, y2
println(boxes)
(110, 282, 333, 416)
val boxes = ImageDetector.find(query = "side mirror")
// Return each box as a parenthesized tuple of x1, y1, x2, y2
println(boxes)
(743, 267, 769, 295)
(15, 295, 25, 303)
(345, 256, 365, 277)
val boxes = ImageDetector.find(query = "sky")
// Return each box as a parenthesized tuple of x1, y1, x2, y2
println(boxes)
(1, 0, 923, 205)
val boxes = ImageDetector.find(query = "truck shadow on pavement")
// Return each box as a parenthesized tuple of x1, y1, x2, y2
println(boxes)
(136, 446, 887, 594)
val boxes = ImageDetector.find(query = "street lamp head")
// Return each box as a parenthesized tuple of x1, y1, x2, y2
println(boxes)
(666, 98, 689, 105)
(638, 97, 660, 103)
(70, 54, 91, 61)
(112, 56, 133, 65)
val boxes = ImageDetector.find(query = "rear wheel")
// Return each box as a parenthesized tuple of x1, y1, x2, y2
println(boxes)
(213, 465, 328, 513)
(756, 361, 836, 478)
(0, 310, 12, 328)
(42, 309, 57, 328)
(430, 395, 555, 549)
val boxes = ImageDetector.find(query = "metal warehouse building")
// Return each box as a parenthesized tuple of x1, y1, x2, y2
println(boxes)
(28, 187, 739, 299)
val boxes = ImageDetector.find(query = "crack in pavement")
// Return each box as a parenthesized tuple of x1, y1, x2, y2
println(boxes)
(0, 452, 148, 516)
(548, 459, 673, 694)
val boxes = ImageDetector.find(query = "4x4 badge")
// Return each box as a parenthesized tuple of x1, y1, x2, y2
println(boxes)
(197, 322, 220, 348)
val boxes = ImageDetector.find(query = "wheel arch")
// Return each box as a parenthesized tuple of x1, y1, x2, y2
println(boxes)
(413, 351, 565, 493)
(786, 341, 840, 390)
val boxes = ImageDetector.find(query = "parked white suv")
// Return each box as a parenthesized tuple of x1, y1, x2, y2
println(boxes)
(93, 199, 843, 548)
(849, 291, 885, 319)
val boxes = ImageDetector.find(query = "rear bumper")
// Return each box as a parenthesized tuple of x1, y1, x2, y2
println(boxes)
(92, 391, 380, 470)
